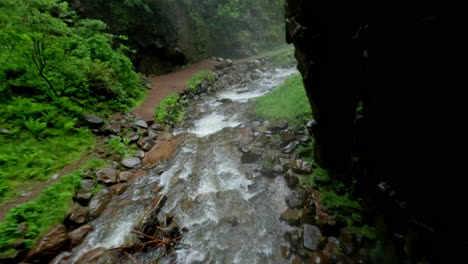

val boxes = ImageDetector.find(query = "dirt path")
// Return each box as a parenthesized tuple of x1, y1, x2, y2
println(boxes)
(0, 153, 90, 221)
(132, 59, 215, 121)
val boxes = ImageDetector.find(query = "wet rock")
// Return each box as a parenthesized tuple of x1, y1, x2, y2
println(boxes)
(30, 225, 68, 257)
(291, 256, 303, 264)
(112, 183, 129, 195)
(121, 157, 141, 168)
(284, 174, 299, 189)
(261, 168, 276, 178)
(339, 228, 357, 256)
(284, 229, 301, 252)
(307, 120, 316, 128)
(297, 135, 311, 144)
(324, 237, 340, 254)
(69, 224, 93, 248)
(88, 188, 112, 220)
(291, 159, 312, 174)
(241, 151, 261, 164)
(303, 224, 322, 251)
(50, 251, 72, 264)
(273, 164, 283, 174)
(282, 141, 299, 154)
(151, 123, 164, 131)
(302, 208, 316, 225)
(220, 216, 238, 226)
(238, 63, 249, 73)
(254, 126, 267, 133)
(148, 130, 158, 140)
(135, 150, 145, 159)
(311, 251, 332, 264)
(109, 122, 121, 134)
(68, 204, 88, 225)
(280, 130, 296, 143)
(157, 131, 173, 141)
(143, 137, 181, 168)
(74, 247, 105, 264)
(135, 120, 148, 128)
(137, 136, 155, 151)
(136, 195, 167, 236)
(285, 191, 306, 208)
(280, 245, 289, 258)
(125, 132, 140, 142)
(280, 208, 302, 226)
(75, 191, 92, 205)
(95, 167, 117, 184)
(83, 114, 104, 125)
(269, 120, 288, 131)
(118, 171, 134, 182)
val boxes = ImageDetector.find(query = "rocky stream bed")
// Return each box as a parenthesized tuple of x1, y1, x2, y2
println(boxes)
(17, 58, 369, 264)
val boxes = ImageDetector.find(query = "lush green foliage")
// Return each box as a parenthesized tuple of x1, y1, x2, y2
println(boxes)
(186, 70, 215, 91)
(108, 136, 137, 158)
(0, 0, 144, 112)
(0, 157, 106, 253)
(154, 93, 187, 124)
(0, 0, 145, 202)
(255, 73, 312, 127)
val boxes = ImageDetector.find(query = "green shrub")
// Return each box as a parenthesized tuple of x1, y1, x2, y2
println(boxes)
(255, 73, 312, 127)
(186, 70, 215, 91)
(154, 93, 186, 124)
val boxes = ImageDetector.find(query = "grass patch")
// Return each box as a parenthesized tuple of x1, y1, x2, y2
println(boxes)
(0, 129, 94, 203)
(254, 73, 312, 127)
(154, 93, 187, 124)
(0, 157, 107, 253)
(186, 70, 215, 91)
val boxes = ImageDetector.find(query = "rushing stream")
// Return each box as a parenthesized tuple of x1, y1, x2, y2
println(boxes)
(69, 67, 298, 264)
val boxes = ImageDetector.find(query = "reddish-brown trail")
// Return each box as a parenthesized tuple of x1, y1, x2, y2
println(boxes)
(132, 59, 215, 121)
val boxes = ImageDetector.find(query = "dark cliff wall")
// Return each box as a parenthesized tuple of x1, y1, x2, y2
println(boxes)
(69, 0, 285, 74)
(285, 2, 465, 263)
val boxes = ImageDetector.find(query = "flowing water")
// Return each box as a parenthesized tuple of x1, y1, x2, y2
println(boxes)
(69, 67, 298, 264)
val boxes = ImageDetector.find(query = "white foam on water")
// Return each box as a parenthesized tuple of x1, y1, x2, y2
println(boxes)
(217, 90, 269, 102)
(189, 113, 241, 137)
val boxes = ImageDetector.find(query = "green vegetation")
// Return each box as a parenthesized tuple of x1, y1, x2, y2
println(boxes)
(0, 0, 145, 202)
(108, 136, 138, 158)
(0, 157, 107, 253)
(186, 70, 215, 91)
(255, 73, 312, 127)
(154, 93, 187, 124)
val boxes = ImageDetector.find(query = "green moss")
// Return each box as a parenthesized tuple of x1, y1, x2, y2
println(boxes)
(186, 70, 215, 91)
(255, 73, 312, 127)
(154, 93, 187, 124)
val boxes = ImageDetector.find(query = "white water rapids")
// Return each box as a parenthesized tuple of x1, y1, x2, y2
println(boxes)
(69, 67, 298, 264)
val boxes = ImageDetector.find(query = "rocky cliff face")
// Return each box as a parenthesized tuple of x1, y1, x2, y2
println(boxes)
(285, 2, 465, 263)
(69, 0, 285, 74)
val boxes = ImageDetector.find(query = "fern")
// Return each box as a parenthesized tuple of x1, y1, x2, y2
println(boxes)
(23, 117, 47, 138)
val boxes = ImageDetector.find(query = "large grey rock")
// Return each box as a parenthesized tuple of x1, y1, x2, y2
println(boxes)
(282, 141, 299, 154)
(280, 208, 302, 226)
(95, 167, 117, 184)
(68, 204, 88, 224)
(291, 159, 312, 174)
(31, 225, 68, 256)
(88, 188, 112, 220)
(135, 120, 148, 128)
(69, 224, 93, 248)
(303, 224, 322, 251)
(83, 114, 104, 125)
(121, 157, 141, 168)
